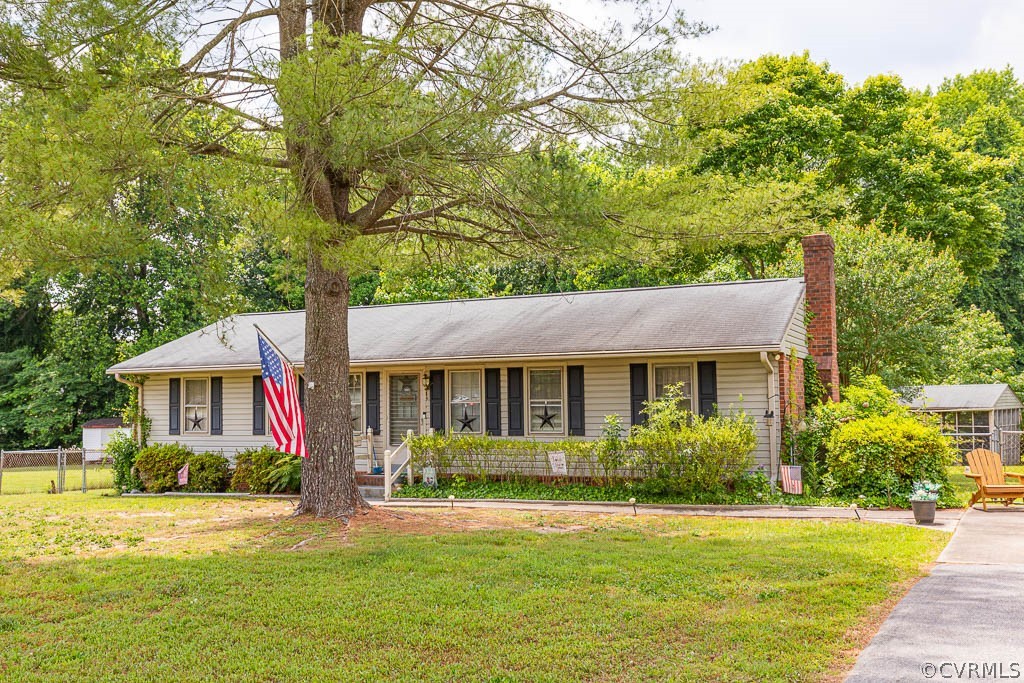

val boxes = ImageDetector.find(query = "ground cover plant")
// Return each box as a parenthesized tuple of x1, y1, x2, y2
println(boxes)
(0, 493, 945, 682)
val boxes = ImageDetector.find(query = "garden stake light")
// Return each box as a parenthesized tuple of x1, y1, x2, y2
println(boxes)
(629, 498, 637, 516)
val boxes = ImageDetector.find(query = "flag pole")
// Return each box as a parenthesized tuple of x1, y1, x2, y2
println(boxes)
(252, 324, 299, 369)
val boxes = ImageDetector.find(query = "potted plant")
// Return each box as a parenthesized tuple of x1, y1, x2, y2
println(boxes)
(910, 481, 940, 524)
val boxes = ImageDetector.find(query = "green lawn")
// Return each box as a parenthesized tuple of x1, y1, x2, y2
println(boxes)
(0, 493, 946, 682)
(0, 464, 115, 495)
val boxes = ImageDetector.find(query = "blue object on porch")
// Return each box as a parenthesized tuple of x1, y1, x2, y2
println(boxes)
(371, 466, 384, 475)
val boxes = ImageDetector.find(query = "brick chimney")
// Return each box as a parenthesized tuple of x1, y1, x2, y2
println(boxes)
(801, 233, 840, 402)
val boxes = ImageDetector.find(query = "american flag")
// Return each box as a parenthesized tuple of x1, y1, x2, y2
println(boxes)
(780, 465, 803, 495)
(257, 330, 308, 458)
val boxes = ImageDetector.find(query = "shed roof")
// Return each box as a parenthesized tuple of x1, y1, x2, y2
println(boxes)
(82, 418, 125, 429)
(902, 384, 1024, 411)
(107, 278, 806, 374)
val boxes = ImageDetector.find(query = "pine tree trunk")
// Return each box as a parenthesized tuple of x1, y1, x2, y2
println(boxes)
(296, 252, 368, 517)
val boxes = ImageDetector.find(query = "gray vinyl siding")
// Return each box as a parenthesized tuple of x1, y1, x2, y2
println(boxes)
(995, 386, 1024, 411)
(781, 294, 808, 357)
(143, 353, 778, 469)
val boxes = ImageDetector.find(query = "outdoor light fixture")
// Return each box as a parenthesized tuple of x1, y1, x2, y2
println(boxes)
(764, 409, 775, 420)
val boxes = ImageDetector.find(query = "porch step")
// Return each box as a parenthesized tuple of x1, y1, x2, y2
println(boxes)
(356, 474, 384, 486)
(359, 485, 385, 500)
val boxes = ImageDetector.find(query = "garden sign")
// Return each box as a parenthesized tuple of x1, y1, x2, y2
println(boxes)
(547, 451, 568, 477)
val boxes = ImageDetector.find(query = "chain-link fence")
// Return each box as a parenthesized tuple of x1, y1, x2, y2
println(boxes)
(0, 447, 115, 495)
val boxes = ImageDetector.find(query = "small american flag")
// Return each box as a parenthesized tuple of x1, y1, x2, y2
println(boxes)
(177, 462, 189, 486)
(781, 465, 803, 495)
(257, 329, 308, 458)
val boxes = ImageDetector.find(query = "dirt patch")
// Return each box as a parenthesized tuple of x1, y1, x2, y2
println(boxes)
(343, 507, 606, 538)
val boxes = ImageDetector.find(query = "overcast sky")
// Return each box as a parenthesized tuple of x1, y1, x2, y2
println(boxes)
(564, 0, 1024, 90)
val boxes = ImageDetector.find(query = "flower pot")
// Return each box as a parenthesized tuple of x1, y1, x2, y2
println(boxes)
(912, 499, 936, 525)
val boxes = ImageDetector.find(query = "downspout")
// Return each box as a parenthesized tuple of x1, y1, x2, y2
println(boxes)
(759, 352, 779, 485)
(114, 373, 144, 446)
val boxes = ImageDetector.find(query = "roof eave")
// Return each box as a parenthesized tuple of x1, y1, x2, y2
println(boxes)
(106, 343, 782, 375)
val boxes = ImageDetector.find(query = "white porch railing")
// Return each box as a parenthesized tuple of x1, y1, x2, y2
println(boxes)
(383, 429, 415, 502)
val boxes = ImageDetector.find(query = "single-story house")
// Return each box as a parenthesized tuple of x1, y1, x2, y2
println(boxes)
(81, 417, 132, 461)
(901, 383, 1024, 463)
(107, 234, 842, 482)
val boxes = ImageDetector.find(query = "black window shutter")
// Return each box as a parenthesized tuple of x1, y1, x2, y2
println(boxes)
(168, 378, 181, 435)
(567, 365, 585, 436)
(507, 367, 524, 436)
(298, 375, 305, 409)
(484, 368, 501, 435)
(210, 377, 223, 435)
(629, 363, 648, 426)
(365, 372, 381, 433)
(252, 376, 265, 435)
(697, 361, 718, 418)
(429, 370, 445, 432)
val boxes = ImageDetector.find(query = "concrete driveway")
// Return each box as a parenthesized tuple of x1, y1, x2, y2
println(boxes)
(846, 507, 1024, 682)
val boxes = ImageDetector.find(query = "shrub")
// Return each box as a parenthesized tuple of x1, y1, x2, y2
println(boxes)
(628, 383, 757, 493)
(134, 444, 192, 493)
(107, 431, 142, 493)
(795, 374, 911, 496)
(266, 453, 302, 493)
(231, 446, 299, 493)
(183, 451, 230, 493)
(595, 414, 626, 482)
(825, 414, 958, 503)
(840, 374, 907, 419)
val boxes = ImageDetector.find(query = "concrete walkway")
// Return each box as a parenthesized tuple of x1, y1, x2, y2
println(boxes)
(378, 497, 963, 529)
(847, 507, 1024, 682)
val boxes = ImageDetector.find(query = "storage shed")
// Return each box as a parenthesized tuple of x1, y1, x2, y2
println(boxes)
(81, 418, 131, 462)
(902, 384, 1024, 463)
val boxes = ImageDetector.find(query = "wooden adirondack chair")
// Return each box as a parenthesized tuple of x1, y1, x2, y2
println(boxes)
(965, 448, 1024, 511)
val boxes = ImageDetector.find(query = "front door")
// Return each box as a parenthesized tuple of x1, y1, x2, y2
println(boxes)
(388, 374, 420, 445)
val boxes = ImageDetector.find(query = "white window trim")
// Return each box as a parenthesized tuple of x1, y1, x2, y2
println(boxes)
(650, 362, 698, 412)
(182, 376, 211, 436)
(447, 368, 484, 434)
(526, 365, 567, 436)
(349, 372, 364, 435)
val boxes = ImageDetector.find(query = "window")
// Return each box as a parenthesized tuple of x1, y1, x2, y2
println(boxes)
(653, 364, 693, 403)
(529, 368, 563, 434)
(349, 373, 363, 433)
(449, 370, 482, 433)
(939, 411, 991, 454)
(184, 378, 209, 434)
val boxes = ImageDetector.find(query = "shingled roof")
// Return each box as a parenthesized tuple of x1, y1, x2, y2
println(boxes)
(107, 278, 806, 374)
(901, 384, 1023, 411)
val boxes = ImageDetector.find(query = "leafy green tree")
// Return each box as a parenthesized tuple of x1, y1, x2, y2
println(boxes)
(931, 69, 1024, 353)
(939, 306, 1024, 394)
(0, 0, 719, 517)
(694, 56, 1008, 277)
(833, 75, 1007, 276)
(775, 223, 965, 386)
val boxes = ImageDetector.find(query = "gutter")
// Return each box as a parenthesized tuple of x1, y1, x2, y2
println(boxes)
(759, 352, 779, 486)
(114, 373, 144, 446)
